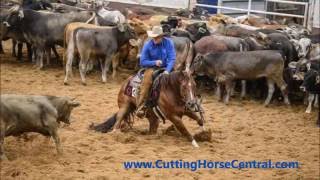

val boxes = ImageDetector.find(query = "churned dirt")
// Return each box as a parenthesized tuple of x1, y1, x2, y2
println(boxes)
(0, 40, 319, 180)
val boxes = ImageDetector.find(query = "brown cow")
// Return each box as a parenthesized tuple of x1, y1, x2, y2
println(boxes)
(194, 37, 228, 55)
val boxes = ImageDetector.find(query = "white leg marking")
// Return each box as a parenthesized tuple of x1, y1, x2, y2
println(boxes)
(192, 139, 199, 148)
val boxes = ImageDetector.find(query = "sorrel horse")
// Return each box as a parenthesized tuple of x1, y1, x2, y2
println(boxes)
(91, 71, 205, 147)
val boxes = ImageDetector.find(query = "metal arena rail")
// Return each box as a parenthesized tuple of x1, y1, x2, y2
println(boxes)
(195, 0, 309, 26)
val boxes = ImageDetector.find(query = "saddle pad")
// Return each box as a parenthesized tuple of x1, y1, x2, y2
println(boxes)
(124, 72, 144, 97)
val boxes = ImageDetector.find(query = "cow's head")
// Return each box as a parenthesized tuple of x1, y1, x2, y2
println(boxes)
(191, 54, 207, 76)
(57, 97, 80, 124)
(3, 5, 24, 28)
(300, 68, 320, 92)
(185, 22, 210, 42)
(117, 22, 137, 41)
(288, 59, 309, 81)
(290, 38, 312, 58)
(160, 23, 171, 33)
(128, 38, 143, 60)
(128, 18, 150, 35)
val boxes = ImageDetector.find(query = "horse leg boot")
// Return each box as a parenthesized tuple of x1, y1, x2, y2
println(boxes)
(136, 69, 154, 118)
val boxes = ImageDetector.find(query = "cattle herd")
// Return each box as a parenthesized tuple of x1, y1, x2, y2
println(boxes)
(0, 0, 319, 160)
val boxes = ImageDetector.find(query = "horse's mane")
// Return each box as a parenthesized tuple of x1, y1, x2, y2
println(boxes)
(158, 71, 184, 90)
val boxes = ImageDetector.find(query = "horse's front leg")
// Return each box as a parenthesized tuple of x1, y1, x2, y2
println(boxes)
(169, 115, 199, 148)
(185, 111, 205, 131)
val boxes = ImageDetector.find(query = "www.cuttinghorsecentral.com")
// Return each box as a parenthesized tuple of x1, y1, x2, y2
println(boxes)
(123, 160, 299, 171)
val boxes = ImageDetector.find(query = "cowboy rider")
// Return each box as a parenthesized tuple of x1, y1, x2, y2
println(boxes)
(136, 26, 176, 117)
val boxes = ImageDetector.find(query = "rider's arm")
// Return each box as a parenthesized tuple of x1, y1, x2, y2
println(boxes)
(165, 39, 176, 72)
(140, 42, 157, 67)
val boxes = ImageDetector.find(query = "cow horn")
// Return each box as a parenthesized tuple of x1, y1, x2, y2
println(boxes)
(129, 39, 138, 46)
(258, 32, 267, 40)
(117, 22, 125, 32)
(3, 21, 10, 27)
(18, 9, 24, 18)
(9, 5, 20, 13)
(288, 61, 297, 69)
(68, 100, 81, 107)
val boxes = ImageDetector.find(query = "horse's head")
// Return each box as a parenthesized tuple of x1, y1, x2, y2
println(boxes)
(177, 71, 199, 112)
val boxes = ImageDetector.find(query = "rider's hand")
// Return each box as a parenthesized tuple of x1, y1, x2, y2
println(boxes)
(155, 60, 162, 67)
(163, 71, 169, 75)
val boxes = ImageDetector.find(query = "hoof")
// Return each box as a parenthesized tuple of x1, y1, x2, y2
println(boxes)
(63, 81, 69, 86)
(81, 82, 87, 86)
(305, 110, 311, 114)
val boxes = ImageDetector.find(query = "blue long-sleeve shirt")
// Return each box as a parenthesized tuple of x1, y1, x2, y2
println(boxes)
(140, 37, 176, 72)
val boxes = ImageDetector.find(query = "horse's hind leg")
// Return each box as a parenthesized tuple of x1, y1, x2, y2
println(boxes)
(146, 112, 159, 134)
(170, 116, 199, 148)
(112, 104, 131, 132)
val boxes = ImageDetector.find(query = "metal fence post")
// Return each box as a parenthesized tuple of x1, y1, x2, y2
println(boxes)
(217, 0, 222, 14)
(248, 0, 252, 16)
(303, 2, 309, 27)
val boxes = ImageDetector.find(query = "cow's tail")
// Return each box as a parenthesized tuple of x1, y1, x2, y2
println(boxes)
(89, 113, 117, 133)
(239, 39, 248, 52)
(63, 24, 70, 66)
(185, 40, 194, 73)
(85, 12, 96, 24)
(65, 29, 76, 69)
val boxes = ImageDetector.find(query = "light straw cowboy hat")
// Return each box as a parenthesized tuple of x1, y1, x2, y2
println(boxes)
(147, 26, 164, 38)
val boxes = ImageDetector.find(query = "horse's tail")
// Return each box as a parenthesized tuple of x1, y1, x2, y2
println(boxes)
(89, 113, 117, 133)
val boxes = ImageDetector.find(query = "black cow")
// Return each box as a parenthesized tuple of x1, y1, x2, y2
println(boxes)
(300, 61, 320, 125)
(160, 16, 180, 33)
(0, 94, 80, 160)
(0, 8, 32, 61)
(184, 22, 210, 42)
(22, 0, 53, 10)
(266, 33, 299, 67)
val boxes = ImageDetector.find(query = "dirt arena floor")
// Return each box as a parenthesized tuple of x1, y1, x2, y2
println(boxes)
(0, 40, 319, 180)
